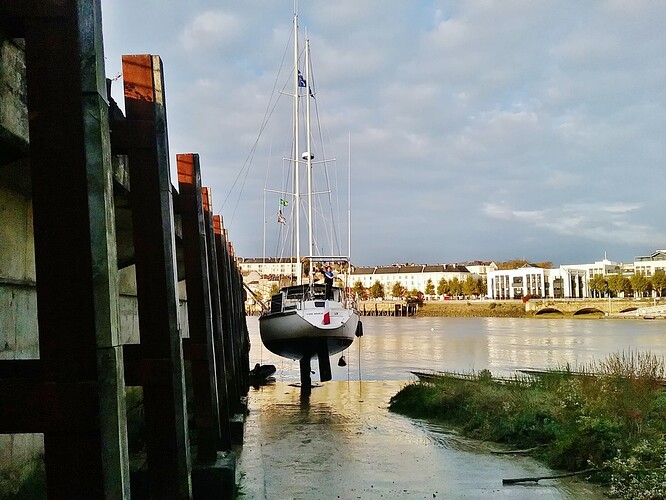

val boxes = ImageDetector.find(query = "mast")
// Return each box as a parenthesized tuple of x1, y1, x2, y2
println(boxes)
(348, 131, 351, 261)
(305, 37, 314, 285)
(293, 11, 301, 285)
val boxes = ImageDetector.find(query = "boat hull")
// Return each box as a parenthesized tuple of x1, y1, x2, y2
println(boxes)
(259, 307, 359, 360)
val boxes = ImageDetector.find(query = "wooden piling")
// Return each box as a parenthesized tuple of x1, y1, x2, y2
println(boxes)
(0, 1, 130, 497)
(201, 187, 233, 450)
(176, 153, 223, 462)
(1, 5, 250, 498)
(120, 54, 191, 498)
(217, 222, 248, 414)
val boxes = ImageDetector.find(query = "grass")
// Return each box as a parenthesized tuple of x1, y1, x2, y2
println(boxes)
(415, 301, 530, 317)
(389, 351, 666, 498)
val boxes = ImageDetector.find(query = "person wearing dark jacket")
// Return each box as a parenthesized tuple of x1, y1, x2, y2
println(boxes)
(323, 265, 334, 299)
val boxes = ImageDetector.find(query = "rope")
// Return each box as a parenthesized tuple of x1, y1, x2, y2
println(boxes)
(358, 333, 362, 383)
(221, 29, 294, 226)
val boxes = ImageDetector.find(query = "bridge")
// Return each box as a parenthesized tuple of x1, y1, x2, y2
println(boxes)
(525, 298, 666, 318)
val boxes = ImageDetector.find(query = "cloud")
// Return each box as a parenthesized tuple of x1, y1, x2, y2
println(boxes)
(482, 201, 664, 247)
(179, 11, 242, 52)
(101, 0, 666, 266)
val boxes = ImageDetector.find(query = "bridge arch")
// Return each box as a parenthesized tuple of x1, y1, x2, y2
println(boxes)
(573, 307, 605, 316)
(619, 307, 638, 313)
(535, 307, 564, 316)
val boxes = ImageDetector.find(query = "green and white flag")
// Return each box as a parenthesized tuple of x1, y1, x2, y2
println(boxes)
(279, 198, 289, 206)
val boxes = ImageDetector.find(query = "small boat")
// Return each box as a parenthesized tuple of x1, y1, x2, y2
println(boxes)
(258, 9, 361, 388)
(248, 363, 277, 386)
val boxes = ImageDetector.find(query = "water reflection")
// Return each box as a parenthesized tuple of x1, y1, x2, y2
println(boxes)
(247, 316, 666, 381)
(240, 316, 661, 498)
(239, 380, 605, 499)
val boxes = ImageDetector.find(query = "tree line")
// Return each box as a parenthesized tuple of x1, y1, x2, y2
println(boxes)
(588, 269, 666, 298)
(352, 276, 487, 300)
(352, 269, 666, 301)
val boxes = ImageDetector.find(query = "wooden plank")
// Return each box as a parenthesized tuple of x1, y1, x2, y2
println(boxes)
(176, 153, 222, 459)
(0, 359, 42, 380)
(22, 2, 129, 496)
(0, 381, 99, 433)
(202, 188, 232, 450)
(122, 54, 191, 499)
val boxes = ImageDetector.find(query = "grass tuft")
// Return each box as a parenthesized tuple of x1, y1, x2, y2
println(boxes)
(390, 351, 666, 498)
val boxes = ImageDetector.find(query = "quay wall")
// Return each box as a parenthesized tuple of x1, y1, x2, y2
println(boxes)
(1, 9, 250, 497)
(357, 298, 665, 318)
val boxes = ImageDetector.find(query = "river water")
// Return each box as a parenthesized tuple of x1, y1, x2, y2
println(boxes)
(237, 316, 666, 499)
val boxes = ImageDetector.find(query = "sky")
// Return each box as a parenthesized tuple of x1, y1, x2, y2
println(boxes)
(100, 0, 666, 267)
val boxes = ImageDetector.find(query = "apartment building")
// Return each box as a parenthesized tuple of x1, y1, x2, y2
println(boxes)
(350, 264, 472, 297)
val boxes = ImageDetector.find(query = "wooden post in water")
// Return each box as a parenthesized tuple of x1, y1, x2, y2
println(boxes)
(0, 1, 130, 496)
(201, 186, 232, 449)
(228, 243, 250, 395)
(120, 54, 191, 497)
(215, 219, 242, 413)
(176, 154, 223, 460)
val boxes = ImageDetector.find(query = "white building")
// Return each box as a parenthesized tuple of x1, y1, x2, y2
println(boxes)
(350, 264, 471, 297)
(462, 261, 498, 277)
(485, 252, 666, 300)
(634, 250, 666, 277)
(563, 255, 621, 279)
(488, 265, 547, 300)
(237, 257, 302, 278)
(487, 265, 588, 300)
(242, 251, 666, 302)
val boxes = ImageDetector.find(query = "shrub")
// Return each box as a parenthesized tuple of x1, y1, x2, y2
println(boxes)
(606, 437, 666, 499)
(390, 351, 666, 495)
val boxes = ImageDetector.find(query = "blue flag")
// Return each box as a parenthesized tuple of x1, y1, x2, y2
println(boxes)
(298, 70, 306, 88)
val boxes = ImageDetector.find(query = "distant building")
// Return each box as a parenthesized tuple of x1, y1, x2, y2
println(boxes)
(487, 265, 587, 300)
(238, 257, 302, 278)
(563, 255, 622, 278)
(634, 250, 666, 277)
(487, 251, 666, 300)
(350, 263, 471, 298)
(242, 250, 666, 302)
(461, 261, 498, 277)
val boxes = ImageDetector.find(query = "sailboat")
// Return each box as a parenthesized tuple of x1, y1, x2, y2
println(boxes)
(258, 10, 362, 388)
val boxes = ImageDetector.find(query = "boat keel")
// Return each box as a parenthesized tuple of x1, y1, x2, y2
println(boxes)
(317, 341, 332, 382)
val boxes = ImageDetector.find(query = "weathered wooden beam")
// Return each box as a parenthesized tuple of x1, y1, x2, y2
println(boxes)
(21, 0, 129, 497)
(0, 36, 29, 165)
(177, 153, 223, 458)
(122, 344, 178, 387)
(122, 53, 191, 499)
(211, 216, 250, 446)
(0, 1, 71, 21)
(202, 187, 232, 450)
(0, 359, 42, 380)
(213, 215, 241, 410)
(0, 381, 99, 433)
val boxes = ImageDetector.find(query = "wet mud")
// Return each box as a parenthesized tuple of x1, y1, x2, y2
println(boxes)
(237, 380, 605, 499)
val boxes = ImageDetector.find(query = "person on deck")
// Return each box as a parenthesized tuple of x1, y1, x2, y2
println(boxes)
(323, 265, 334, 300)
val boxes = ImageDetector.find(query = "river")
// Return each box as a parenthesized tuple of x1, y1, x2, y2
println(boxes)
(237, 316, 666, 499)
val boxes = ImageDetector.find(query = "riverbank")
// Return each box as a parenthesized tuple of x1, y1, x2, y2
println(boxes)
(238, 380, 605, 498)
(389, 352, 666, 499)
(415, 300, 531, 318)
